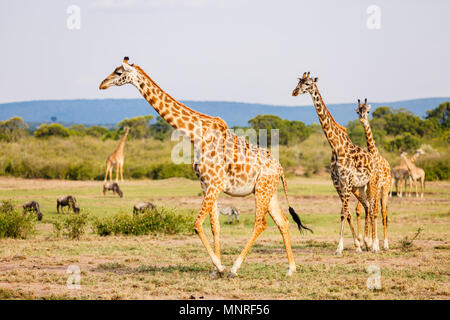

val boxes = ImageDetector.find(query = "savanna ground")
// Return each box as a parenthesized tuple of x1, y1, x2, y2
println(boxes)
(0, 176, 448, 300)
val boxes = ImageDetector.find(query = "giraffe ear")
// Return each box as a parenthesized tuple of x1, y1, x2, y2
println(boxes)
(313, 77, 319, 82)
(122, 62, 134, 72)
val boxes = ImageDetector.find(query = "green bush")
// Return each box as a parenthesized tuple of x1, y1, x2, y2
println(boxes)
(385, 133, 421, 152)
(62, 212, 89, 240)
(417, 155, 450, 181)
(93, 207, 194, 236)
(0, 200, 36, 239)
(34, 123, 70, 138)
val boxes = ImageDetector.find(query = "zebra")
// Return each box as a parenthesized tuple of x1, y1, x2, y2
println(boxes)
(217, 204, 240, 223)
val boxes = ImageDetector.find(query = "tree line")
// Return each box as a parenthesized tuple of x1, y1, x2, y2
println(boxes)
(1, 102, 448, 151)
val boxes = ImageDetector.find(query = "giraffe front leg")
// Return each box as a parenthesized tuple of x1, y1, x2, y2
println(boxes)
(104, 162, 110, 182)
(120, 162, 124, 183)
(209, 201, 223, 279)
(336, 188, 351, 255)
(421, 177, 425, 198)
(194, 185, 225, 277)
(115, 162, 120, 183)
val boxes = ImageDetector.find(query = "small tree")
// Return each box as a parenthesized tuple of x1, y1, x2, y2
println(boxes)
(0, 117, 29, 142)
(34, 123, 70, 138)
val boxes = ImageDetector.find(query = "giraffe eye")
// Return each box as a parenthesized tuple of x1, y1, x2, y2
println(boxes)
(114, 71, 122, 76)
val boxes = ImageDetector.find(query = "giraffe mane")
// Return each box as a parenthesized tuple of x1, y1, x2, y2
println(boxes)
(134, 65, 229, 129)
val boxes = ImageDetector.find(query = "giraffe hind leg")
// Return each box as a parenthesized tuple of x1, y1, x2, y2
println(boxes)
(229, 176, 273, 277)
(380, 184, 390, 250)
(267, 194, 296, 276)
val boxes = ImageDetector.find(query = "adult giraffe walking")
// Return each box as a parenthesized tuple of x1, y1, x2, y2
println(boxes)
(100, 57, 311, 277)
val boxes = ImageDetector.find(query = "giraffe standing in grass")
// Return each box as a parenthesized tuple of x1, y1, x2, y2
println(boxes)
(292, 72, 379, 253)
(390, 160, 410, 198)
(100, 57, 311, 277)
(104, 126, 129, 183)
(401, 150, 426, 198)
(355, 99, 391, 250)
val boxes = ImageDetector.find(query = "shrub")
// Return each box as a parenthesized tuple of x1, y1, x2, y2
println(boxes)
(385, 133, 421, 152)
(0, 200, 36, 239)
(34, 123, 70, 138)
(417, 154, 450, 181)
(0, 117, 29, 142)
(93, 207, 194, 236)
(62, 212, 89, 240)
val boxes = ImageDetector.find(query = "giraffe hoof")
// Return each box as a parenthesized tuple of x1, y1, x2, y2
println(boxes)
(227, 271, 238, 279)
(355, 247, 362, 253)
(371, 241, 380, 253)
(383, 240, 389, 250)
(334, 250, 343, 256)
(209, 269, 225, 279)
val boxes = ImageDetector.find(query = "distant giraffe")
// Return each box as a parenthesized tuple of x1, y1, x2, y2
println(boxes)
(355, 99, 391, 250)
(292, 73, 378, 253)
(402, 150, 426, 198)
(390, 149, 425, 198)
(104, 126, 129, 183)
(100, 57, 311, 278)
(390, 159, 410, 198)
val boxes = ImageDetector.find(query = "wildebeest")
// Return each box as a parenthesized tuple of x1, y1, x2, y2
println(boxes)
(133, 201, 155, 215)
(23, 201, 43, 221)
(103, 182, 123, 198)
(57, 195, 79, 214)
(217, 204, 240, 223)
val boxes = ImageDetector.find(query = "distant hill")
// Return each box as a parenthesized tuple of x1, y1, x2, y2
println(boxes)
(0, 97, 448, 127)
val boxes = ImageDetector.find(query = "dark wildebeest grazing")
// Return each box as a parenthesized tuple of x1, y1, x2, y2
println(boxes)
(103, 182, 123, 198)
(23, 201, 43, 221)
(217, 204, 240, 223)
(133, 201, 156, 215)
(57, 195, 80, 214)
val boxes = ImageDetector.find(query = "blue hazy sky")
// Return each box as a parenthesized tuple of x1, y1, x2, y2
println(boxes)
(0, 0, 449, 106)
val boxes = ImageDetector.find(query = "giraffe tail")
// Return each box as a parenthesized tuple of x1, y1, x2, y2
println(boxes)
(280, 167, 313, 234)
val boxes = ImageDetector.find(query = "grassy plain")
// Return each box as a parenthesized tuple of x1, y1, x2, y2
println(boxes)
(0, 176, 448, 300)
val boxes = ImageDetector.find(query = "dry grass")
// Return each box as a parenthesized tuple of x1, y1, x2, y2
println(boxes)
(0, 177, 449, 300)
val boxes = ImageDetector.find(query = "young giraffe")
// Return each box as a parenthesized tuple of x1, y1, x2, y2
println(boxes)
(104, 126, 130, 183)
(99, 57, 311, 277)
(292, 72, 378, 254)
(402, 150, 426, 198)
(355, 99, 391, 250)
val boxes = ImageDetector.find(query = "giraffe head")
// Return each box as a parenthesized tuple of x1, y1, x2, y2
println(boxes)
(356, 98, 371, 122)
(292, 72, 318, 96)
(415, 148, 425, 156)
(99, 57, 139, 90)
(400, 151, 408, 158)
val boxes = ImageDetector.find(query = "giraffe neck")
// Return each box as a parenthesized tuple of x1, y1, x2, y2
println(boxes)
(115, 130, 128, 154)
(361, 119, 378, 154)
(131, 65, 226, 141)
(402, 155, 415, 172)
(309, 84, 350, 154)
